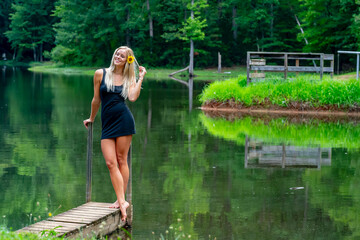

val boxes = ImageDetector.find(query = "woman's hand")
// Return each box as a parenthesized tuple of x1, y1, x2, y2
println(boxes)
(139, 66, 147, 80)
(83, 119, 93, 129)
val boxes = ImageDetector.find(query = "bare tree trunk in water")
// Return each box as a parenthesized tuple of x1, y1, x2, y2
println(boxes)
(232, 6, 237, 41)
(189, 0, 194, 76)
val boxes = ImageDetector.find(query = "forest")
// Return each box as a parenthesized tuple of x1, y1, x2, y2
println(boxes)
(1, 0, 360, 68)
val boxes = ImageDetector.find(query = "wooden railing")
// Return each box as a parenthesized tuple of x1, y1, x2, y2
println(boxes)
(246, 52, 334, 85)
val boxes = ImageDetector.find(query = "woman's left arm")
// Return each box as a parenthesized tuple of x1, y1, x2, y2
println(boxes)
(128, 66, 147, 102)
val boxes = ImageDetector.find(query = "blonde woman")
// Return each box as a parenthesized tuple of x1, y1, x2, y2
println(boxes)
(83, 46, 146, 221)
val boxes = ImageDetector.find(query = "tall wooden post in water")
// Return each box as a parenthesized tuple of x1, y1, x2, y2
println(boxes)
(86, 122, 93, 203)
(127, 144, 133, 224)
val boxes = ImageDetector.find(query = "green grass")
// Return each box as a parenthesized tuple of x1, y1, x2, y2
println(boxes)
(200, 74, 360, 108)
(0, 60, 30, 67)
(199, 113, 360, 149)
(27, 62, 97, 76)
(0, 227, 113, 240)
(0, 227, 62, 240)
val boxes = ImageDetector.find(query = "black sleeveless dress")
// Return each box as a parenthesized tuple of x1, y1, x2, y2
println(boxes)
(100, 69, 136, 139)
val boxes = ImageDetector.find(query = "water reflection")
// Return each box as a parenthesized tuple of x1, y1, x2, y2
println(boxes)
(245, 136, 332, 169)
(169, 75, 193, 112)
(3, 67, 360, 239)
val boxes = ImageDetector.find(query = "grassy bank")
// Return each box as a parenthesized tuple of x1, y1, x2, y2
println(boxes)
(25, 62, 245, 80)
(200, 75, 360, 110)
(0, 60, 30, 67)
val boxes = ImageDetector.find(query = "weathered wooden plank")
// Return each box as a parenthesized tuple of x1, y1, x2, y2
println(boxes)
(83, 202, 113, 208)
(250, 73, 265, 78)
(71, 206, 116, 212)
(250, 59, 266, 66)
(251, 66, 333, 72)
(323, 54, 334, 60)
(60, 209, 114, 216)
(251, 65, 285, 71)
(51, 215, 102, 221)
(18, 220, 85, 233)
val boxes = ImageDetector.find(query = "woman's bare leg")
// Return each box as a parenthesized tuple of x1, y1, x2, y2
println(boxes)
(101, 138, 129, 221)
(115, 135, 132, 194)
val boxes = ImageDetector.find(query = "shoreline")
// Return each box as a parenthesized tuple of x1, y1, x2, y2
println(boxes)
(4, 62, 246, 80)
(200, 105, 360, 118)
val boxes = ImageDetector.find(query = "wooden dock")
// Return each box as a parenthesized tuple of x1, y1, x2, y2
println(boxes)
(17, 202, 132, 238)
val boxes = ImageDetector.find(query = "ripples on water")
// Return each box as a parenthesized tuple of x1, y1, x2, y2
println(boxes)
(1, 67, 360, 239)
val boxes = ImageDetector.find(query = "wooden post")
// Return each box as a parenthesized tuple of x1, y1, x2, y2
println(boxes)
(296, 59, 299, 76)
(284, 53, 288, 80)
(320, 54, 324, 80)
(331, 58, 334, 78)
(218, 52, 221, 73)
(337, 53, 340, 75)
(244, 136, 249, 168)
(127, 145, 132, 204)
(246, 52, 250, 85)
(188, 76, 193, 112)
(357, 53, 359, 81)
(317, 147, 321, 169)
(86, 122, 93, 203)
(126, 144, 133, 225)
(282, 143, 286, 168)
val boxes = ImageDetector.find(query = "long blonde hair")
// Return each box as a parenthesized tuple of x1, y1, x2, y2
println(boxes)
(105, 46, 139, 99)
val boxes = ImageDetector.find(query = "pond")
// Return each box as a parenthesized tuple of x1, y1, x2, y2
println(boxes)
(1, 67, 360, 239)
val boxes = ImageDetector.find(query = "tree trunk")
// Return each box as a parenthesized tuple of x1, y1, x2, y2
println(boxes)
(218, 0, 222, 19)
(126, 8, 130, 47)
(189, 39, 194, 76)
(146, 0, 153, 38)
(40, 43, 43, 62)
(270, 3, 274, 38)
(189, 0, 194, 76)
(232, 6, 237, 41)
(33, 45, 36, 61)
(146, 0, 153, 53)
(12, 48, 16, 60)
(294, 14, 309, 45)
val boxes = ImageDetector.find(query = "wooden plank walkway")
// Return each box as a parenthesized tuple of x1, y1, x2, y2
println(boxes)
(17, 202, 132, 238)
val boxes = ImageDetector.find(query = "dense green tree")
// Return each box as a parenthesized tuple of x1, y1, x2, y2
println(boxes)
(0, 0, 12, 59)
(5, 0, 56, 61)
(178, 0, 208, 75)
(2, 0, 360, 69)
(298, 0, 358, 53)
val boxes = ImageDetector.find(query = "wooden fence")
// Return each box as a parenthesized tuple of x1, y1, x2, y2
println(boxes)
(246, 52, 334, 85)
(244, 137, 331, 169)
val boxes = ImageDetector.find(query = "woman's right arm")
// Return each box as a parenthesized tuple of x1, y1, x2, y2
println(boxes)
(83, 69, 103, 128)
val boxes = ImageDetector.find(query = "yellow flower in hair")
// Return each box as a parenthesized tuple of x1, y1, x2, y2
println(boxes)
(127, 56, 134, 64)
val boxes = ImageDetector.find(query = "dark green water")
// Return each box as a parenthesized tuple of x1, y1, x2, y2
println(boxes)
(1, 67, 360, 239)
